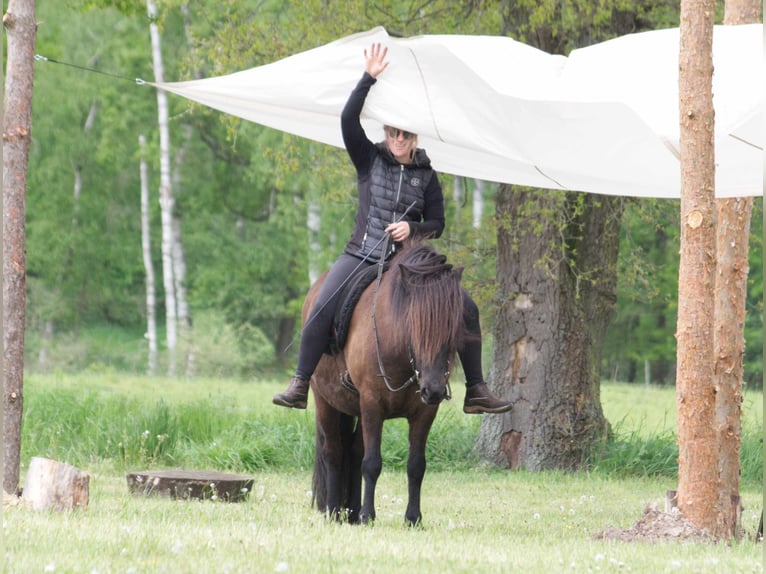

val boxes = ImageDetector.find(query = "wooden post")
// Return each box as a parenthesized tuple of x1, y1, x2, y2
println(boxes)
(22, 457, 89, 511)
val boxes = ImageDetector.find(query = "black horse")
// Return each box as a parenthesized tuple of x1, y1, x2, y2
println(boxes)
(306, 241, 464, 525)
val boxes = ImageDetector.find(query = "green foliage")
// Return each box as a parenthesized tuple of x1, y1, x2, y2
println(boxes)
(604, 198, 764, 387)
(20, 375, 764, 486)
(25, 0, 762, 384)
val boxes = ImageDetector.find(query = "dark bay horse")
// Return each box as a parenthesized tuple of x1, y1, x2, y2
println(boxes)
(307, 241, 465, 526)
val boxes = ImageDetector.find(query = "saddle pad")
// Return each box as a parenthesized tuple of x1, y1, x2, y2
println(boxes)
(328, 262, 389, 355)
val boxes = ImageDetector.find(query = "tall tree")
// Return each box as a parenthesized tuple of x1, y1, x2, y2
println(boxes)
(147, 0, 178, 376)
(2, 0, 36, 495)
(675, 0, 718, 534)
(473, 0, 662, 470)
(714, 0, 761, 541)
(475, 188, 622, 469)
(139, 134, 158, 375)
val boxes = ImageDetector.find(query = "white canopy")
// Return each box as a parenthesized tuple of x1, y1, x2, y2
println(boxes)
(153, 25, 763, 198)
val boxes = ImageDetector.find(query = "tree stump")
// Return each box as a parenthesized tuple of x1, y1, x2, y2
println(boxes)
(126, 470, 254, 502)
(22, 457, 90, 511)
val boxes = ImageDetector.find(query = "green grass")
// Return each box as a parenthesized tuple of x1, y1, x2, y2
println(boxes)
(5, 470, 762, 573)
(7, 375, 763, 573)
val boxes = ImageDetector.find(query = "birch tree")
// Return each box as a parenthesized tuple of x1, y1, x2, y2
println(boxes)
(139, 134, 158, 375)
(675, 0, 718, 534)
(713, 0, 761, 541)
(2, 0, 36, 495)
(148, 0, 177, 376)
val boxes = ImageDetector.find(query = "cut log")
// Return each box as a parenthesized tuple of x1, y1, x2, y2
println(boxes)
(22, 457, 90, 511)
(126, 470, 254, 502)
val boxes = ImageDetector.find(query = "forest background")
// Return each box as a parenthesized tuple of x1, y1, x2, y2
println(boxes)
(22, 0, 762, 388)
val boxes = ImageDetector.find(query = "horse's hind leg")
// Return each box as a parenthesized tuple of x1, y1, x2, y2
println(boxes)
(344, 421, 363, 524)
(313, 398, 346, 520)
(404, 410, 437, 527)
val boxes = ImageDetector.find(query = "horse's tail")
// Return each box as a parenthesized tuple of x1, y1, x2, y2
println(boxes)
(312, 413, 361, 522)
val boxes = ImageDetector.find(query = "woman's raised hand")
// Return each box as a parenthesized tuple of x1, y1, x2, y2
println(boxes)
(364, 43, 389, 78)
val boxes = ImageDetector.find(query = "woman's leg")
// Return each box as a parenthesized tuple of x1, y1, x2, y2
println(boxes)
(274, 253, 370, 408)
(459, 290, 512, 414)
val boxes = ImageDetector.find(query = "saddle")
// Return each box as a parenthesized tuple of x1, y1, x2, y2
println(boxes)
(327, 261, 389, 356)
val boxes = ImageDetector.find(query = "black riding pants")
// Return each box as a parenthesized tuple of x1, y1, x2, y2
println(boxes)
(295, 252, 485, 387)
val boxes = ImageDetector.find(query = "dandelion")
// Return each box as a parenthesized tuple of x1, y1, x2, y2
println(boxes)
(275, 561, 289, 572)
(44, 563, 55, 573)
(568, 508, 575, 515)
(594, 553, 605, 562)
(533, 513, 541, 520)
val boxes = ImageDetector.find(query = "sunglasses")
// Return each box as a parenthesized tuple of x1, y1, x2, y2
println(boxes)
(385, 127, 415, 140)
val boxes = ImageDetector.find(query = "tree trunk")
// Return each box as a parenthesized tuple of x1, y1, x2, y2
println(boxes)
(452, 176, 463, 225)
(172, 124, 194, 376)
(474, 187, 620, 470)
(22, 457, 89, 511)
(472, 179, 485, 229)
(139, 134, 158, 375)
(2, 0, 36, 495)
(307, 193, 322, 284)
(713, 0, 760, 543)
(148, 0, 177, 376)
(675, 0, 718, 534)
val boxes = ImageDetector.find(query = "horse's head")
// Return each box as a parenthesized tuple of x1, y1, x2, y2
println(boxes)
(392, 243, 465, 406)
(414, 344, 455, 406)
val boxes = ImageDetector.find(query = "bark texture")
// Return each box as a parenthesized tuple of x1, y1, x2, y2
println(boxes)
(22, 457, 89, 511)
(2, 0, 36, 495)
(474, 188, 621, 470)
(676, 0, 718, 534)
(713, 0, 761, 542)
(148, 0, 178, 376)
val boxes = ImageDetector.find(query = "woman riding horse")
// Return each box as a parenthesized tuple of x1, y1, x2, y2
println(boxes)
(273, 43, 511, 416)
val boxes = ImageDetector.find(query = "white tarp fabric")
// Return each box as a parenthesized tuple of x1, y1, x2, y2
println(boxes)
(152, 25, 763, 198)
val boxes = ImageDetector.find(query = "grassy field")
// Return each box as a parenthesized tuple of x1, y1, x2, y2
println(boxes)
(5, 375, 764, 573)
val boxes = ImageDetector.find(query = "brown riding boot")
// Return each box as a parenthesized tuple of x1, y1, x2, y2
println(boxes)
(272, 375, 310, 409)
(463, 382, 512, 414)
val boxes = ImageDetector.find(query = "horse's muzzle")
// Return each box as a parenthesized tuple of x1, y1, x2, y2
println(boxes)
(419, 386, 447, 405)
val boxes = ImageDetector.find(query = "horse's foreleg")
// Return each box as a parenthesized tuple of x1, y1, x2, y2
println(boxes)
(348, 424, 364, 524)
(359, 409, 384, 525)
(405, 412, 437, 527)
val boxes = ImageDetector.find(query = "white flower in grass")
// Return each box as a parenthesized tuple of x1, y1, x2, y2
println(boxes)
(275, 561, 289, 572)
(171, 540, 183, 554)
(668, 559, 683, 570)
(44, 563, 55, 573)
(533, 513, 541, 520)
(305, 490, 312, 499)
(594, 553, 605, 562)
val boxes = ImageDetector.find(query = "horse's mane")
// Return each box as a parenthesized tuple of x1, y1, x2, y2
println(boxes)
(388, 241, 464, 364)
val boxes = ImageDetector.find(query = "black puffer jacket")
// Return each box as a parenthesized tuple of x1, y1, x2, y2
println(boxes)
(340, 73, 445, 261)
